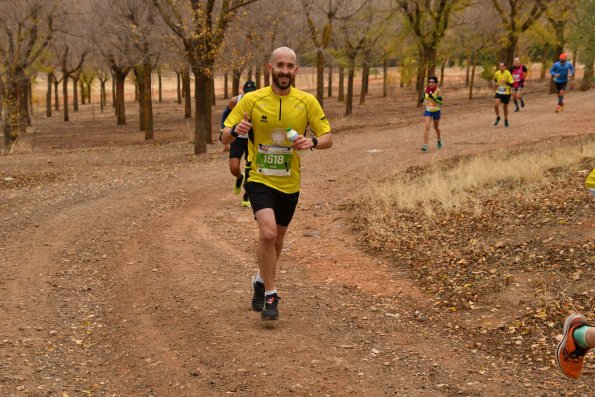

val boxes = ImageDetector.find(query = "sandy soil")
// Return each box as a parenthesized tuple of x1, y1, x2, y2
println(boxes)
(1, 76, 594, 396)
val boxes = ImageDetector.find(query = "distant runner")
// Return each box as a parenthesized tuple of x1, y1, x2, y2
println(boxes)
(509, 57, 528, 112)
(493, 62, 514, 128)
(550, 53, 575, 113)
(420, 76, 443, 153)
(221, 80, 257, 207)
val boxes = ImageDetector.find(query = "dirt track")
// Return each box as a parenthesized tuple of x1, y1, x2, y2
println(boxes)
(1, 81, 594, 396)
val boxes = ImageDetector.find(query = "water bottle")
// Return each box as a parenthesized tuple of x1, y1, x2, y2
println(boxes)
(286, 128, 308, 157)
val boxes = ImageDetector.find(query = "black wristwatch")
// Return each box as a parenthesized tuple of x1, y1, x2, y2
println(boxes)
(230, 126, 239, 138)
(310, 136, 318, 150)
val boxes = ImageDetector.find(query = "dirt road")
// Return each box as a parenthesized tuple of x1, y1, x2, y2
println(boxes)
(1, 83, 593, 396)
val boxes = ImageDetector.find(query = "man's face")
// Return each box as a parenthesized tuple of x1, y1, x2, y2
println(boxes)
(499, 63, 506, 71)
(513, 58, 520, 67)
(269, 51, 298, 90)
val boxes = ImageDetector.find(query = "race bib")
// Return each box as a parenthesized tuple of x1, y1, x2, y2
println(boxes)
(497, 86, 507, 94)
(256, 144, 293, 176)
(512, 73, 521, 82)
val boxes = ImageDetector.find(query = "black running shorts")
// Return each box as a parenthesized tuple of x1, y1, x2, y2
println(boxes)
(244, 182, 299, 227)
(494, 93, 511, 104)
(229, 137, 248, 160)
(555, 81, 568, 92)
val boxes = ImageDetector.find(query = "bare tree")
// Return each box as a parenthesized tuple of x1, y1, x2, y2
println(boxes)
(56, 44, 88, 122)
(489, 0, 547, 65)
(338, 8, 373, 116)
(397, 0, 470, 105)
(300, 0, 368, 107)
(569, 0, 594, 91)
(0, 0, 55, 151)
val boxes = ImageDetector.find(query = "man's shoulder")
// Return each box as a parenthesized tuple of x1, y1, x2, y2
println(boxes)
(289, 88, 319, 105)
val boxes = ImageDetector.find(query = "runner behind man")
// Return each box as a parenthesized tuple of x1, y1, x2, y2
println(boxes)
(493, 62, 514, 128)
(419, 76, 443, 153)
(221, 47, 333, 321)
(509, 57, 528, 112)
(221, 80, 257, 207)
(550, 53, 575, 113)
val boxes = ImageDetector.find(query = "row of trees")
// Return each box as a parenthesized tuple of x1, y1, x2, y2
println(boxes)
(1, 0, 593, 154)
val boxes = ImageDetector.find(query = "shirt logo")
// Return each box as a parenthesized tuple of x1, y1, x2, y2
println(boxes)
(261, 115, 268, 123)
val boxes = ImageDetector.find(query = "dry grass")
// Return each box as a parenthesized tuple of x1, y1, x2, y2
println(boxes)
(359, 138, 595, 218)
(351, 135, 594, 364)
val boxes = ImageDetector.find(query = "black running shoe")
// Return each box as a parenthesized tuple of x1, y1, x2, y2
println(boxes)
(520, 98, 525, 108)
(494, 117, 500, 126)
(261, 293, 280, 320)
(252, 280, 265, 311)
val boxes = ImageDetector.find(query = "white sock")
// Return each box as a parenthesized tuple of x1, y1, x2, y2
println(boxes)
(254, 273, 264, 284)
(265, 289, 277, 297)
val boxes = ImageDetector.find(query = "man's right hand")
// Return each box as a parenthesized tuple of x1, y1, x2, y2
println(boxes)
(234, 113, 252, 136)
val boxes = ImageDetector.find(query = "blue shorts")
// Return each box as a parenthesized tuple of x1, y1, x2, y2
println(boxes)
(424, 110, 441, 120)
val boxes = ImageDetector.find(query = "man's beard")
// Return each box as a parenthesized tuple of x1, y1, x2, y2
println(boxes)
(272, 71, 294, 90)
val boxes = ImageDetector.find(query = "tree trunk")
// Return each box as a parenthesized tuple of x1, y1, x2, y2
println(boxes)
(382, 58, 388, 98)
(345, 58, 355, 116)
(192, 70, 211, 154)
(99, 80, 106, 112)
(580, 55, 593, 91)
(415, 51, 426, 107)
(143, 62, 154, 140)
(111, 70, 116, 108)
(211, 74, 216, 106)
(176, 71, 182, 104)
(327, 65, 333, 97)
(86, 81, 92, 104)
(2, 69, 30, 150)
(133, 66, 146, 131)
(53, 79, 60, 110)
(255, 65, 261, 88)
(505, 34, 519, 66)
(425, 46, 437, 80)
(315, 48, 324, 107)
(114, 69, 127, 125)
(232, 69, 241, 96)
(183, 69, 191, 119)
(72, 76, 79, 112)
(134, 76, 139, 102)
(0, 81, 3, 128)
(27, 79, 33, 122)
(157, 70, 162, 103)
(539, 45, 549, 81)
(359, 60, 369, 105)
(364, 64, 369, 95)
(63, 75, 70, 121)
(571, 49, 578, 79)
(338, 65, 345, 102)
(465, 53, 471, 87)
(469, 51, 477, 100)
(46, 72, 52, 117)
(440, 59, 446, 86)
(223, 72, 229, 99)
(80, 78, 85, 105)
